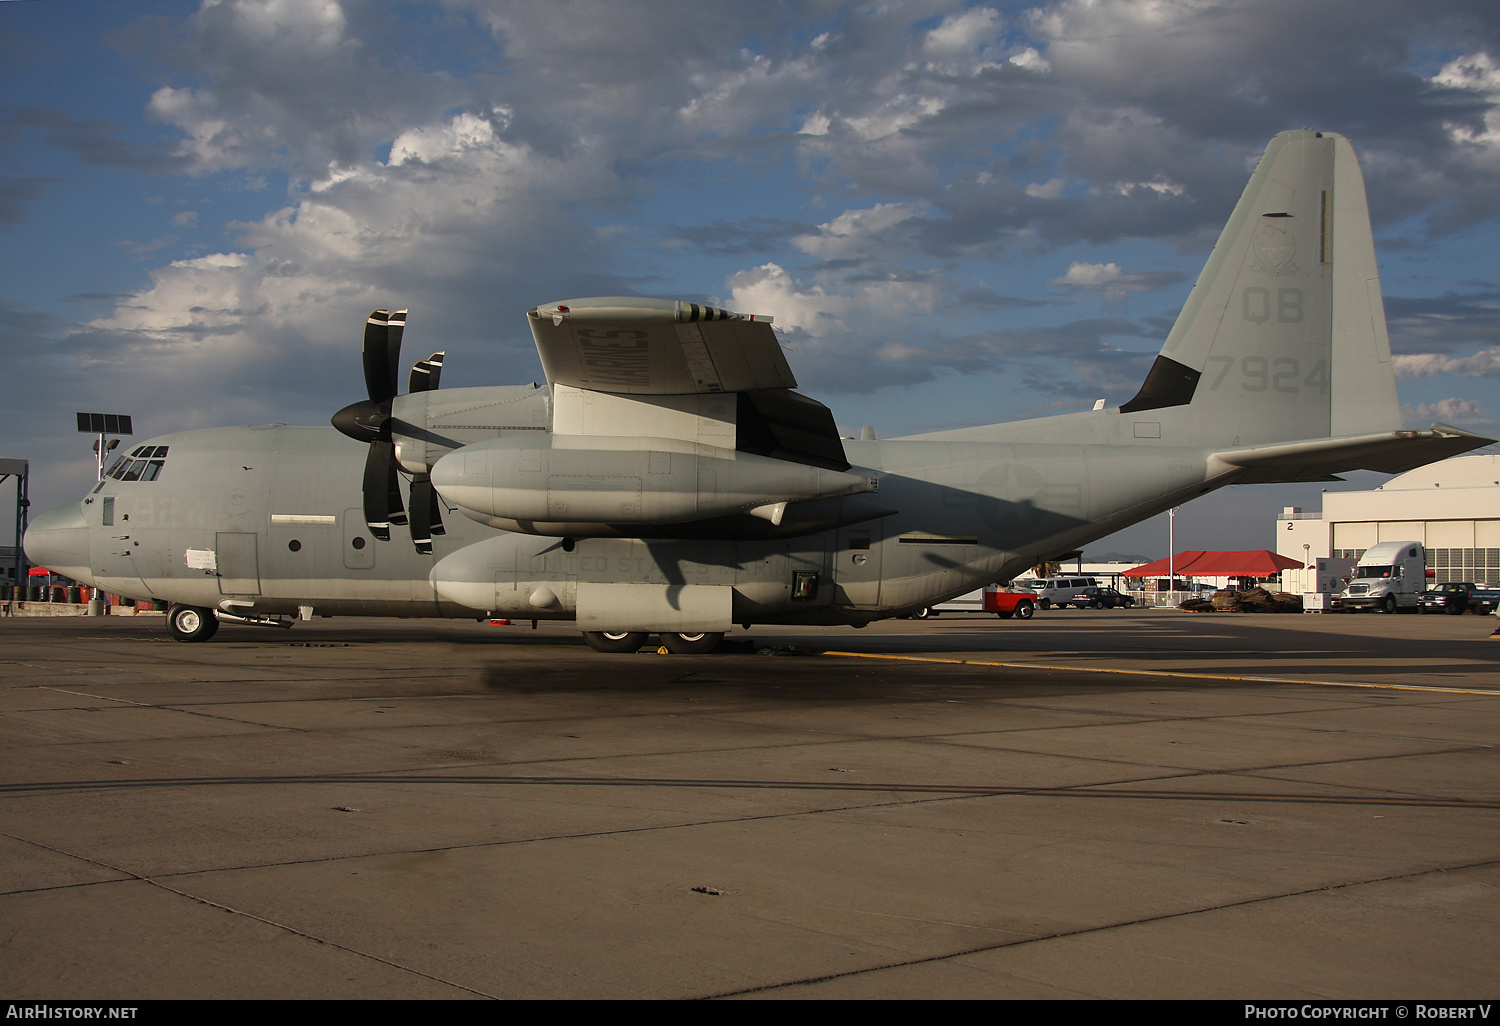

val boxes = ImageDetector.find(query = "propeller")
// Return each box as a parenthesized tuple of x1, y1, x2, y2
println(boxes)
(332, 309, 448, 553)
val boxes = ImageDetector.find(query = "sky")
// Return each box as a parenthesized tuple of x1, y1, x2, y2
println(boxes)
(3, 0, 1499, 561)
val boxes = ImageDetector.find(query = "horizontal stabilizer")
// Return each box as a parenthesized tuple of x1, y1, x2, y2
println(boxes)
(1209, 423, 1495, 483)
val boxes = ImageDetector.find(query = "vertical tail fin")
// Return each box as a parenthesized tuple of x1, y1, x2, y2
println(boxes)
(1121, 130, 1399, 444)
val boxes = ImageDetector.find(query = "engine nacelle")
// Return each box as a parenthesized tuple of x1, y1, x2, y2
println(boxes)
(430, 435, 876, 526)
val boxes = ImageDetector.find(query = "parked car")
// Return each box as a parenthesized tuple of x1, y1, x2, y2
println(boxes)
(1420, 582, 1478, 615)
(1066, 586, 1136, 610)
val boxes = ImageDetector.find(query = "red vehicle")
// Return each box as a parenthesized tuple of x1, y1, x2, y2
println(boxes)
(984, 585, 1038, 619)
(908, 584, 1038, 620)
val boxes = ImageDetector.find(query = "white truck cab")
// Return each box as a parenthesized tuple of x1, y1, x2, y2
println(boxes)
(1337, 541, 1426, 613)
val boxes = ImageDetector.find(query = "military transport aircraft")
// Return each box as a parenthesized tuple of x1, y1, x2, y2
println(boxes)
(24, 130, 1494, 652)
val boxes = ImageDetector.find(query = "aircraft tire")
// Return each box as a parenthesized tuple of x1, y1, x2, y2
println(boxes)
(1013, 601, 1035, 619)
(167, 604, 219, 643)
(660, 631, 723, 654)
(583, 631, 649, 653)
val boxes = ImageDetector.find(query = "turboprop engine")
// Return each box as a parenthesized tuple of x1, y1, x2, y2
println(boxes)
(430, 434, 878, 533)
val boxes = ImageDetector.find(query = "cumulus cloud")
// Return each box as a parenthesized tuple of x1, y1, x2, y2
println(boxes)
(1402, 397, 1492, 427)
(1394, 348, 1500, 379)
(792, 202, 926, 262)
(1051, 260, 1189, 309)
(726, 261, 943, 390)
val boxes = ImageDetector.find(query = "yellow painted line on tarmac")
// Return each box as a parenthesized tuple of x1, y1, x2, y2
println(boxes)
(819, 650, 1500, 697)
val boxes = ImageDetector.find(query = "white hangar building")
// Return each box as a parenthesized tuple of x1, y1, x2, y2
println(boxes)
(1276, 453, 1500, 586)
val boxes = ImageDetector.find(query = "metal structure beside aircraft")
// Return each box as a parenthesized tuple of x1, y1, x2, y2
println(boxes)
(24, 130, 1495, 652)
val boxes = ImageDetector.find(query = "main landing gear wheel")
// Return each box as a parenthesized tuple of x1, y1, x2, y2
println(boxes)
(167, 604, 219, 643)
(583, 630, 649, 653)
(659, 631, 724, 654)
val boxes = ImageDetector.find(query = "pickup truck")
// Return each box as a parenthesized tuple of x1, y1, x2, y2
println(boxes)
(1420, 582, 1500, 614)
(1421, 582, 1480, 614)
(909, 584, 1038, 620)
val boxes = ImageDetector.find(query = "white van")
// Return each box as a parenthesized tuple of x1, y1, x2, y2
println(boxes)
(1029, 577, 1099, 609)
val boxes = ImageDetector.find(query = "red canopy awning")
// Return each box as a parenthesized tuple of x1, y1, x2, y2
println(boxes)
(28, 566, 52, 577)
(1121, 550, 1304, 578)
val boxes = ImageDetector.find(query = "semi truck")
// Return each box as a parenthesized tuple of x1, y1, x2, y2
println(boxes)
(1336, 541, 1426, 613)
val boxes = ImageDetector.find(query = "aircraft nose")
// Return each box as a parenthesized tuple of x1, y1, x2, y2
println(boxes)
(23, 503, 95, 585)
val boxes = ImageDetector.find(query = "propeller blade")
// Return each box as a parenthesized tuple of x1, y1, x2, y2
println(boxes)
(362, 310, 395, 403)
(409, 351, 445, 393)
(409, 476, 436, 555)
(362, 441, 394, 541)
(386, 309, 407, 401)
(385, 447, 408, 527)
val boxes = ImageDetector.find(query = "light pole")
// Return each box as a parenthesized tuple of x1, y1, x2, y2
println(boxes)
(1168, 506, 1179, 606)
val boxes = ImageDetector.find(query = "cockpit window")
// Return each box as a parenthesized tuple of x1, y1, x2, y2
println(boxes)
(106, 446, 169, 482)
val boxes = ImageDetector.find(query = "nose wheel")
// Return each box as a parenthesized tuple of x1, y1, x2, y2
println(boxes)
(167, 604, 220, 642)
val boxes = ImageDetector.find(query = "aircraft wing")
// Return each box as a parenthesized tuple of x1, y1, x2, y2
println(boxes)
(528, 297, 795, 395)
(1208, 423, 1496, 483)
